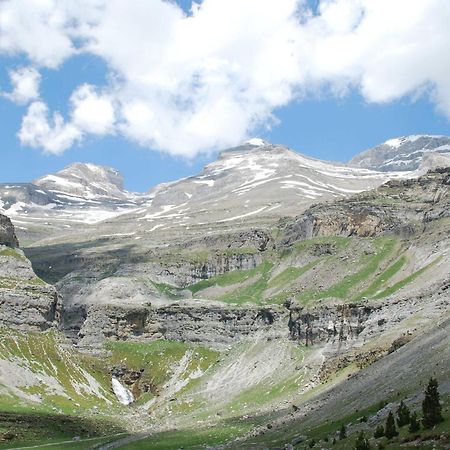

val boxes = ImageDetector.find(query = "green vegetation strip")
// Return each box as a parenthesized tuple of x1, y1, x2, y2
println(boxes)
(218, 261, 275, 305)
(0, 248, 27, 260)
(187, 264, 262, 295)
(268, 260, 319, 290)
(0, 276, 46, 289)
(356, 255, 407, 300)
(105, 340, 219, 399)
(297, 237, 397, 303)
(374, 256, 442, 299)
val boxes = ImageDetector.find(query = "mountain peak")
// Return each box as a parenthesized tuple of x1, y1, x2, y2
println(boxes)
(33, 162, 127, 199)
(382, 134, 447, 148)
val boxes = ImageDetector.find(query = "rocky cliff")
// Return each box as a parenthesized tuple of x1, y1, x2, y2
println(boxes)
(0, 213, 59, 330)
(62, 302, 286, 347)
(0, 214, 19, 248)
(282, 168, 450, 244)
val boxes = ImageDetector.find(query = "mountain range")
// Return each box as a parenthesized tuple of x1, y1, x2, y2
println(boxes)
(2, 135, 449, 246)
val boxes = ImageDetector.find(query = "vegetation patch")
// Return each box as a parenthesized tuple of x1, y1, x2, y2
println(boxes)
(119, 419, 251, 450)
(282, 236, 350, 258)
(0, 328, 116, 415)
(297, 237, 398, 303)
(218, 260, 275, 304)
(374, 256, 442, 299)
(188, 264, 263, 295)
(105, 340, 219, 400)
(0, 248, 26, 261)
(356, 255, 407, 300)
(0, 412, 125, 450)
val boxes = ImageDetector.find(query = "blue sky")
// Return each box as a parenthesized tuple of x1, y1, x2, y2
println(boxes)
(1, 0, 450, 192)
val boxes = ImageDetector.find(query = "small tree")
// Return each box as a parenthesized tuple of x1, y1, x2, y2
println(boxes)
(385, 411, 399, 439)
(354, 431, 371, 450)
(339, 424, 347, 440)
(396, 401, 411, 427)
(373, 425, 384, 439)
(422, 377, 444, 428)
(409, 411, 420, 433)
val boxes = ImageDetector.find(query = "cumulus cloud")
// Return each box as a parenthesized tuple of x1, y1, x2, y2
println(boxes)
(70, 84, 115, 135)
(18, 101, 82, 154)
(2, 0, 450, 156)
(3, 66, 41, 104)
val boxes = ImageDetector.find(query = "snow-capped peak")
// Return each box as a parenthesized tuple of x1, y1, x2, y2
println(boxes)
(383, 135, 447, 148)
(244, 138, 267, 147)
(33, 163, 128, 200)
(350, 134, 450, 172)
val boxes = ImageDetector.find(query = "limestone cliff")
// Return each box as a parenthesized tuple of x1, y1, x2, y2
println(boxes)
(0, 213, 59, 330)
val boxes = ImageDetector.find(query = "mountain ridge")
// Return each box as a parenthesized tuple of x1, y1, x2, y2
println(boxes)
(349, 134, 450, 171)
(2, 136, 443, 245)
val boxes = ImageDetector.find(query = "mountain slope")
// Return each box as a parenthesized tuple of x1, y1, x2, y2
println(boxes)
(130, 142, 409, 232)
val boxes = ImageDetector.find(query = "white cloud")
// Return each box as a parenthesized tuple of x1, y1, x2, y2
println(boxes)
(17, 84, 114, 154)
(70, 84, 115, 135)
(18, 101, 82, 154)
(0, 0, 76, 68)
(2, 0, 450, 157)
(3, 66, 41, 104)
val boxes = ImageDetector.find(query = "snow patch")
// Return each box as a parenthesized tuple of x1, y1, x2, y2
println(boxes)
(193, 179, 215, 187)
(218, 206, 267, 222)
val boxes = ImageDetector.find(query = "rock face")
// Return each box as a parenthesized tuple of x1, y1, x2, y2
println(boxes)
(0, 214, 19, 248)
(283, 168, 450, 244)
(34, 162, 127, 199)
(65, 303, 286, 347)
(0, 213, 59, 330)
(349, 135, 450, 172)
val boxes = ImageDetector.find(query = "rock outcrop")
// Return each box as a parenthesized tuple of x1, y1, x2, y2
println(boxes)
(62, 302, 286, 347)
(0, 213, 59, 330)
(0, 214, 19, 248)
(282, 169, 450, 244)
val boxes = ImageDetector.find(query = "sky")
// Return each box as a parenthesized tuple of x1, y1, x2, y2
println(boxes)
(1, 0, 450, 192)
